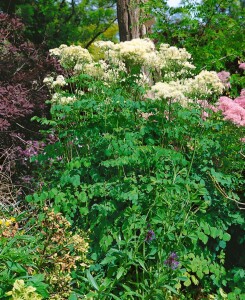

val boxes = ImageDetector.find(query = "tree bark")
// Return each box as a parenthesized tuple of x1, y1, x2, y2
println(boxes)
(117, 0, 151, 41)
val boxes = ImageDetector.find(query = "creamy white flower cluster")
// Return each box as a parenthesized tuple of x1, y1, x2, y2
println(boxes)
(51, 93, 77, 105)
(151, 71, 224, 104)
(43, 75, 67, 88)
(50, 44, 92, 69)
(95, 38, 157, 70)
(151, 81, 186, 103)
(48, 39, 196, 86)
(187, 70, 224, 96)
(157, 44, 196, 80)
(95, 38, 155, 65)
(75, 59, 127, 83)
(158, 44, 192, 64)
(45, 39, 225, 106)
(95, 39, 195, 81)
(114, 38, 155, 65)
(100, 59, 127, 82)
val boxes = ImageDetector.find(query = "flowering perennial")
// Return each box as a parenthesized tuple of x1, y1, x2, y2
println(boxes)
(217, 71, 231, 89)
(151, 81, 186, 102)
(46, 39, 226, 106)
(157, 44, 195, 79)
(218, 93, 245, 126)
(50, 93, 77, 105)
(145, 229, 155, 242)
(49, 44, 92, 69)
(0, 216, 18, 238)
(96, 38, 155, 66)
(186, 70, 224, 98)
(164, 252, 180, 270)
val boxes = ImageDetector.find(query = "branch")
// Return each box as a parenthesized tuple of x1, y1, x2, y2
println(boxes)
(84, 18, 117, 49)
(208, 171, 245, 209)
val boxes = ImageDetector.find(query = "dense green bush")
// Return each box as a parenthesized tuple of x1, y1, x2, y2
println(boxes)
(22, 39, 245, 299)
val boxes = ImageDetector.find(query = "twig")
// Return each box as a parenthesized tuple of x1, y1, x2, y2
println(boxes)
(13, 63, 26, 76)
(208, 171, 245, 209)
(15, 123, 43, 135)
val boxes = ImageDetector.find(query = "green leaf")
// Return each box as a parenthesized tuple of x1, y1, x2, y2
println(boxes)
(116, 266, 125, 280)
(86, 270, 99, 291)
(210, 227, 219, 239)
(163, 284, 179, 295)
(101, 256, 117, 265)
(202, 223, 210, 235)
(29, 274, 45, 282)
(198, 232, 208, 244)
(6, 261, 26, 274)
(146, 184, 153, 192)
(79, 207, 89, 215)
(203, 266, 209, 274)
(135, 259, 147, 271)
(68, 293, 78, 300)
(177, 276, 188, 281)
(222, 233, 231, 242)
(191, 275, 199, 285)
(183, 278, 192, 287)
(196, 270, 204, 279)
(72, 175, 80, 187)
(76, 191, 87, 202)
(219, 240, 226, 249)
(109, 294, 121, 300)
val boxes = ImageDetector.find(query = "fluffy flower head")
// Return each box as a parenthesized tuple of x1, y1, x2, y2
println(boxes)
(151, 81, 186, 102)
(51, 75, 67, 88)
(110, 38, 156, 65)
(218, 95, 245, 126)
(186, 70, 224, 98)
(217, 71, 230, 89)
(50, 44, 92, 69)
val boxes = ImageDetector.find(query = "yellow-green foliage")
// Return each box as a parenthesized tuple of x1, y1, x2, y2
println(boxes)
(6, 280, 42, 300)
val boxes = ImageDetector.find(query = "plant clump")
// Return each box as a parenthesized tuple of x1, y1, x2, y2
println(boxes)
(32, 38, 244, 298)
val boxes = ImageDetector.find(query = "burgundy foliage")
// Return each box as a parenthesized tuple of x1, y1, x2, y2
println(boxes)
(0, 13, 62, 184)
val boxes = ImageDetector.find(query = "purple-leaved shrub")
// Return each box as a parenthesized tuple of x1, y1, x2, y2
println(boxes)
(0, 13, 63, 206)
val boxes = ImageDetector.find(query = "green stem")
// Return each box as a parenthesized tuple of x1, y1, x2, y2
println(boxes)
(187, 138, 197, 178)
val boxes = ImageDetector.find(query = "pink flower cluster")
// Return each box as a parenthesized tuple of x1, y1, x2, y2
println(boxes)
(217, 89, 245, 126)
(239, 63, 245, 71)
(217, 71, 230, 88)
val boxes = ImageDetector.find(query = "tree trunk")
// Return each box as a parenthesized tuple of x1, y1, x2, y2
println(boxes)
(117, 0, 152, 41)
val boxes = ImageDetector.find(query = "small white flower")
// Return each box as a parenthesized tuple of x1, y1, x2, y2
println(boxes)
(51, 75, 67, 88)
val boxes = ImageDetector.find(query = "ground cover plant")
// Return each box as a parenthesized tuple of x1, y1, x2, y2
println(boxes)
(0, 209, 89, 299)
(1, 38, 241, 299)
